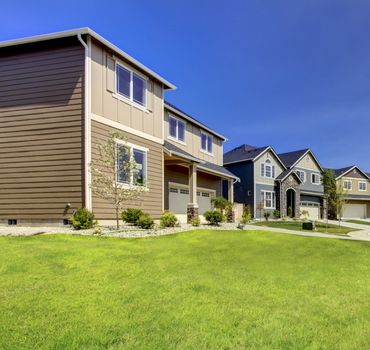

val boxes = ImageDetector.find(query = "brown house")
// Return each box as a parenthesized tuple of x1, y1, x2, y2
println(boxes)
(0, 28, 237, 226)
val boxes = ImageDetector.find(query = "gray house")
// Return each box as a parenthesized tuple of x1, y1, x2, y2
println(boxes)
(224, 145, 327, 220)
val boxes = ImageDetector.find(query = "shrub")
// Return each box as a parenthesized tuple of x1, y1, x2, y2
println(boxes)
(192, 217, 201, 226)
(160, 211, 178, 228)
(121, 208, 144, 225)
(211, 196, 231, 213)
(264, 212, 271, 221)
(273, 210, 280, 219)
(69, 208, 96, 230)
(287, 206, 293, 217)
(301, 210, 310, 221)
(204, 210, 224, 225)
(136, 213, 154, 229)
(241, 205, 251, 224)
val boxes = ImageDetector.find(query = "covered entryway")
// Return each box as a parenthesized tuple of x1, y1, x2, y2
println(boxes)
(342, 204, 366, 219)
(168, 183, 215, 215)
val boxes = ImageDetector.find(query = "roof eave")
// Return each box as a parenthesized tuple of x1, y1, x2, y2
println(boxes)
(0, 27, 176, 90)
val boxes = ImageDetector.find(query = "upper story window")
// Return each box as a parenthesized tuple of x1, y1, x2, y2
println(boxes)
(343, 180, 352, 190)
(116, 142, 147, 187)
(359, 181, 367, 191)
(311, 173, 321, 185)
(201, 132, 213, 154)
(169, 116, 186, 143)
(116, 63, 147, 107)
(261, 159, 275, 179)
(296, 170, 306, 183)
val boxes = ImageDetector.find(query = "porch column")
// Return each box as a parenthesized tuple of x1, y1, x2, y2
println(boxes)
(228, 179, 234, 203)
(187, 162, 199, 223)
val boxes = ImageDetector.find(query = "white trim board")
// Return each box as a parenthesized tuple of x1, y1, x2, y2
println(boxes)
(91, 113, 164, 145)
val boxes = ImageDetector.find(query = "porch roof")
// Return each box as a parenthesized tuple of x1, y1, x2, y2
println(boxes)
(164, 141, 239, 181)
(275, 169, 302, 183)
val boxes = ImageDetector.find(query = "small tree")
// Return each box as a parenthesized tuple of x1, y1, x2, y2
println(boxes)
(333, 182, 347, 226)
(89, 132, 146, 229)
(322, 169, 338, 219)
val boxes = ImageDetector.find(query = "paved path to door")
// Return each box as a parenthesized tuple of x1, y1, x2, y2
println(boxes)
(244, 223, 370, 242)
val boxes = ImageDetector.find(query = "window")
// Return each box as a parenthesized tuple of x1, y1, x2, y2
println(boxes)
(343, 180, 352, 190)
(261, 160, 275, 179)
(311, 173, 321, 184)
(169, 116, 186, 143)
(116, 142, 147, 187)
(202, 192, 210, 197)
(261, 191, 276, 209)
(201, 132, 213, 154)
(296, 170, 305, 182)
(170, 188, 178, 193)
(359, 182, 367, 191)
(116, 63, 147, 107)
(180, 189, 189, 195)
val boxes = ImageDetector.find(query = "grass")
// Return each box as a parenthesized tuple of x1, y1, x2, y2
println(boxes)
(346, 219, 370, 226)
(0, 231, 369, 349)
(252, 220, 358, 235)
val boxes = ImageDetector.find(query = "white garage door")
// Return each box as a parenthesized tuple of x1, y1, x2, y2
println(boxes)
(168, 184, 215, 215)
(343, 204, 366, 219)
(300, 202, 320, 220)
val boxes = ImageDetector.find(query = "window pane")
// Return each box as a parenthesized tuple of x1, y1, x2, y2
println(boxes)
(265, 165, 271, 177)
(133, 149, 146, 185)
(178, 121, 185, 142)
(116, 145, 130, 183)
(201, 134, 207, 150)
(117, 65, 130, 98)
(169, 117, 177, 138)
(133, 73, 146, 106)
(207, 135, 213, 153)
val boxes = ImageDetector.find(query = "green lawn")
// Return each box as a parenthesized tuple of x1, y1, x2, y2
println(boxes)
(253, 220, 358, 235)
(1, 231, 369, 349)
(346, 219, 370, 226)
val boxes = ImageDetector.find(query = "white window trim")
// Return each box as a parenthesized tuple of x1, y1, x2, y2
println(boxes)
(261, 161, 275, 179)
(115, 61, 148, 111)
(200, 131, 213, 156)
(311, 173, 321, 185)
(168, 115, 186, 145)
(261, 190, 276, 209)
(358, 181, 367, 192)
(168, 182, 216, 195)
(343, 180, 352, 190)
(296, 170, 306, 183)
(115, 139, 149, 190)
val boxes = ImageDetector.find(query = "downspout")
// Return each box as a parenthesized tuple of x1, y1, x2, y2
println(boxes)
(77, 34, 92, 210)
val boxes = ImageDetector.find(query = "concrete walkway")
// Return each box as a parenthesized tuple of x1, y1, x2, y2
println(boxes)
(244, 223, 370, 242)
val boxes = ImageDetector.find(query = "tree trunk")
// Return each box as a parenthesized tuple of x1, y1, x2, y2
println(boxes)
(115, 206, 119, 230)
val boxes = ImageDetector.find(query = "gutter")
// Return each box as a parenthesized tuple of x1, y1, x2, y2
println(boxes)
(77, 34, 92, 210)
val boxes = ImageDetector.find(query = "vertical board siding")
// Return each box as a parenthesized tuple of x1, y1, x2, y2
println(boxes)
(91, 120, 163, 219)
(0, 41, 85, 220)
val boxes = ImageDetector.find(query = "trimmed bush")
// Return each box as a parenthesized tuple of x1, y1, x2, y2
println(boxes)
(160, 211, 178, 228)
(69, 208, 96, 230)
(273, 210, 280, 219)
(264, 212, 271, 221)
(287, 206, 293, 217)
(241, 205, 251, 224)
(192, 217, 201, 227)
(136, 213, 155, 229)
(121, 208, 144, 225)
(204, 210, 224, 225)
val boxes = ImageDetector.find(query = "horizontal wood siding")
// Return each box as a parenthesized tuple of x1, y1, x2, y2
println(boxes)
(164, 164, 222, 210)
(91, 120, 163, 219)
(0, 40, 85, 220)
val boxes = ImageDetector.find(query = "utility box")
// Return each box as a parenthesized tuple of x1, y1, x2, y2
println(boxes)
(302, 222, 315, 231)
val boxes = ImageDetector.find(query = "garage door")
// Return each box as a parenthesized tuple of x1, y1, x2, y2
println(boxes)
(168, 184, 215, 215)
(342, 204, 366, 219)
(300, 202, 320, 220)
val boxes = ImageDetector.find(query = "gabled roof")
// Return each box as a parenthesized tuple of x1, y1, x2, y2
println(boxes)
(0, 27, 176, 90)
(330, 165, 370, 180)
(164, 101, 227, 141)
(223, 144, 286, 169)
(275, 168, 302, 183)
(278, 148, 324, 172)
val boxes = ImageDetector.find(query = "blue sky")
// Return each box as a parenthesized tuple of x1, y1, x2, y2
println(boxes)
(1, 0, 370, 170)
